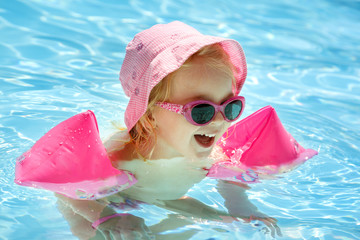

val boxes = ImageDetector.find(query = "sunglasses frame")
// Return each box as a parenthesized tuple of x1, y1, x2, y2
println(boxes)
(156, 96, 245, 126)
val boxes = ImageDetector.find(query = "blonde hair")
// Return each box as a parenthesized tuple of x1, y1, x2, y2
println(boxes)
(129, 43, 236, 159)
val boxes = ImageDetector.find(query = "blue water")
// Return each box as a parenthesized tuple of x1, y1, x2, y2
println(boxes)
(1, 0, 359, 239)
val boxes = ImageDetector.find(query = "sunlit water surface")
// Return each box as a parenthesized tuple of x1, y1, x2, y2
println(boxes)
(0, 0, 359, 239)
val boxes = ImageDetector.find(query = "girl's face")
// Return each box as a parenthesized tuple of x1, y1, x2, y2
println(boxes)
(151, 60, 234, 160)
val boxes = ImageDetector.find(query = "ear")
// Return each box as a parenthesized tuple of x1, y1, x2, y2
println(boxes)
(149, 113, 157, 128)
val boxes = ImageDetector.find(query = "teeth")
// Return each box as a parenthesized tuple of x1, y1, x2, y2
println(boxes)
(201, 133, 216, 138)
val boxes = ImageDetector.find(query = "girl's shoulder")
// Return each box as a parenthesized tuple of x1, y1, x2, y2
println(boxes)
(103, 128, 131, 150)
(104, 129, 136, 165)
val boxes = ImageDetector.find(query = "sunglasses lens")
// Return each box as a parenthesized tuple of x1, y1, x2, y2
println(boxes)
(224, 100, 243, 120)
(191, 104, 215, 124)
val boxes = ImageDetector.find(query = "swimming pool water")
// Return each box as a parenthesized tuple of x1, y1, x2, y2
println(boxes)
(1, 0, 359, 239)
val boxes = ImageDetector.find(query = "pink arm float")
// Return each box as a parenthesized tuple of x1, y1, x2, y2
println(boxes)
(207, 106, 318, 182)
(14, 106, 317, 199)
(14, 110, 137, 200)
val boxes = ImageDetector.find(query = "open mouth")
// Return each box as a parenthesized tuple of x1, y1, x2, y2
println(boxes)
(194, 133, 216, 148)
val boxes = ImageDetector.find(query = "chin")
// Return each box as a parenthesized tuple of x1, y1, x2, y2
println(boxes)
(193, 148, 214, 160)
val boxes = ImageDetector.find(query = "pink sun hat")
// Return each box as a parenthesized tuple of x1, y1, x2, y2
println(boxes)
(120, 21, 247, 131)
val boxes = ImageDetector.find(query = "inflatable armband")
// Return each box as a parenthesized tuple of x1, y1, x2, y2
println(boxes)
(207, 106, 318, 182)
(14, 110, 137, 200)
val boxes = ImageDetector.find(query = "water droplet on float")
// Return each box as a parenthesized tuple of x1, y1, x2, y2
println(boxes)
(88, 145, 91, 148)
(59, 142, 63, 146)
(89, 130, 92, 133)
(48, 152, 52, 155)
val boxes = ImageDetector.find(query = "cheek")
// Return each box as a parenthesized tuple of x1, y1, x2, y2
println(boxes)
(221, 122, 232, 135)
(213, 121, 232, 143)
(154, 109, 197, 142)
(223, 122, 231, 132)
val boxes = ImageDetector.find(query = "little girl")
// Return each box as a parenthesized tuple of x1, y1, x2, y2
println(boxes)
(57, 21, 281, 239)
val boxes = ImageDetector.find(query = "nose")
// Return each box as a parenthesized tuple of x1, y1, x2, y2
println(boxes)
(211, 111, 226, 124)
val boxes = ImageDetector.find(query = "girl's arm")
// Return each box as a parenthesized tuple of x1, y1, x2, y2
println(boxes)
(55, 194, 152, 240)
(56, 193, 113, 223)
(216, 180, 282, 237)
(158, 196, 232, 222)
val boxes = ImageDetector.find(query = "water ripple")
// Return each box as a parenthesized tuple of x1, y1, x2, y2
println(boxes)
(1, 0, 359, 239)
